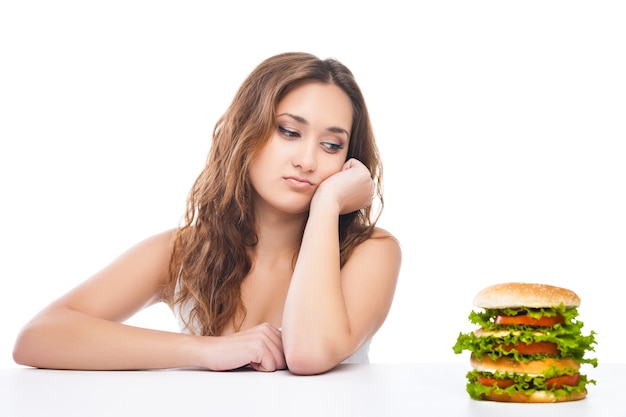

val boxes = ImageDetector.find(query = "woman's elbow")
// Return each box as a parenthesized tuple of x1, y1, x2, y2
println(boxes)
(284, 344, 341, 375)
(12, 327, 40, 367)
(286, 356, 335, 376)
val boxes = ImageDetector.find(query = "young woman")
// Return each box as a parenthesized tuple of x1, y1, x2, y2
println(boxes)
(13, 52, 402, 375)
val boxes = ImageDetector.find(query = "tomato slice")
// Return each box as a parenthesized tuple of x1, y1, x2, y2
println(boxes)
(545, 373, 580, 389)
(476, 376, 515, 388)
(477, 373, 580, 390)
(496, 341, 560, 355)
(495, 314, 564, 327)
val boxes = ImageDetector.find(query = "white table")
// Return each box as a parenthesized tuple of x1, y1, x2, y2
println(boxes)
(0, 363, 620, 417)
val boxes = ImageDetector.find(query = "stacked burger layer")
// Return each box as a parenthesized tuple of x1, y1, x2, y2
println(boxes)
(453, 282, 598, 403)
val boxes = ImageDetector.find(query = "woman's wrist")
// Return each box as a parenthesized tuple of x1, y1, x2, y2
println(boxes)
(310, 188, 341, 217)
(176, 333, 209, 369)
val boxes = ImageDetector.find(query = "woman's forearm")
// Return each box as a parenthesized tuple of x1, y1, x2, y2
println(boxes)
(13, 307, 199, 370)
(281, 199, 353, 373)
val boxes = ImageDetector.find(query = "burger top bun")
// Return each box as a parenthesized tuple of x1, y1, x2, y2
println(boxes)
(473, 282, 581, 309)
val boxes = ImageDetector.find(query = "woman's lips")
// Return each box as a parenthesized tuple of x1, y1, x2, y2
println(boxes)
(284, 176, 314, 190)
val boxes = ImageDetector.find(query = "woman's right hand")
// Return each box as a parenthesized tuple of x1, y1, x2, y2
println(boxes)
(198, 323, 286, 372)
(311, 158, 375, 215)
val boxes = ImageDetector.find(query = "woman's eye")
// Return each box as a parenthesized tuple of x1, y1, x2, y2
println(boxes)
(278, 125, 299, 138)
(322, 142, 344, 153)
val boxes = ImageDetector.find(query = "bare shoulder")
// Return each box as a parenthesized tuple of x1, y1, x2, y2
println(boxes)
(105, 228, 178, 275)
(371, 226, 401, 244)
(361, 227, 402, 258)
(49, 228, 180, 320)
(113, 227, 179, 285)
(340, 227, 401, 331)
(345, 226, 402, 273)
(134, 228, 177, 249)
(114, 228, 178, 265)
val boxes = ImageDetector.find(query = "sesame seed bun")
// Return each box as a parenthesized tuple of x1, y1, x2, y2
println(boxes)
(473, 282, 581, 309)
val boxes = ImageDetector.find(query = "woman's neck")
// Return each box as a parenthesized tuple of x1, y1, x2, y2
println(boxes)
(253, 209, 307, 263)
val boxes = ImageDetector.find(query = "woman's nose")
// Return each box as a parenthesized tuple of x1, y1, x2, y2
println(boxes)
(292, 141, 317, 172)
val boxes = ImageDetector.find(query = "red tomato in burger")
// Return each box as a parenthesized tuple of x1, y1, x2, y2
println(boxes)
(545, 374, 580, 389)
(476, 376, 515, 389)
(497, 342, 560, 355)
(495, 314, 564, 327)
(477, 374, 580, 390)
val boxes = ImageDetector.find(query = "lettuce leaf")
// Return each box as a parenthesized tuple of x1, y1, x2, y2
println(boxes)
(465, 369, 596, 400)
(452, 305, 598, 366)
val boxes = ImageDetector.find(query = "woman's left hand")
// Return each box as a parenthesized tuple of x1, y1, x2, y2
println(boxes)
(312, 158, 375, 214)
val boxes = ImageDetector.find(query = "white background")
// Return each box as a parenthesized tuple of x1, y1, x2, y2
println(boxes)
(1, 1, 624, 368)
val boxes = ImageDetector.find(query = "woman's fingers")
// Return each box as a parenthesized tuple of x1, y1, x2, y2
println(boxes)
(204, 323, 285, 372)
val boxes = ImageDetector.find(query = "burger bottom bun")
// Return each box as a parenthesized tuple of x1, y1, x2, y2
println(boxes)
(480, 389, 587, 403)
(470, 354, 580, 375)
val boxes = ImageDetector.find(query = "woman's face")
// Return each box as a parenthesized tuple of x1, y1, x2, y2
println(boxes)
(249, 82, 353, 216)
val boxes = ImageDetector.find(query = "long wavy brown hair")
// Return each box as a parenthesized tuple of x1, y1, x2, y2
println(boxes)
(164, 52, 385, 336)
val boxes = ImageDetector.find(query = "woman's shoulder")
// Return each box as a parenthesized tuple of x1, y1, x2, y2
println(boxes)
(370, 226, 400, 246)
(120, 229, 179, 269)
(136, 228, 178, 250)
(342, 226, 402, 281)
(353, 226, 402, 259)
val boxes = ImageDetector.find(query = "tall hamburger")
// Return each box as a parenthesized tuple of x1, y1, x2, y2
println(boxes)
(453, 282, 597, 403)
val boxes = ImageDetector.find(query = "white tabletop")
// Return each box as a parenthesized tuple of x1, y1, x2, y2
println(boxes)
(0, 362, 620, 417)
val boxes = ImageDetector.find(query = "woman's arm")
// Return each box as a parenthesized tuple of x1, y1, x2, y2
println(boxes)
(281, 159, 402, 375)
(13, 230, 285, 371)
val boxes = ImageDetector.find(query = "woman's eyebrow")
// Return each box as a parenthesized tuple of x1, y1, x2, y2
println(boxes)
(278, 112, 307, 125)
(277, 112, 350, 137)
